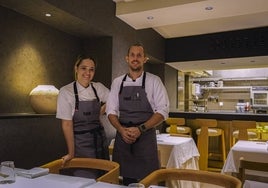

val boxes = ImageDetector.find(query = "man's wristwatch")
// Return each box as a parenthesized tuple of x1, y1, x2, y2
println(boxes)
(138, 124, 147, 133)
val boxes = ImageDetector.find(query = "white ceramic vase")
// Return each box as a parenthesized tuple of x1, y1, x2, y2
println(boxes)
(29, 85, 59, 114)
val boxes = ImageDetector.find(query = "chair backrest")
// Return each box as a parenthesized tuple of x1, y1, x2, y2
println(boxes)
(165, 118, 185, 126)
(41, 157, 119, 184)
(238, 158, 268, 184)
(165, 118, 192, 135)
(196, 118, 218, 137)
(139, 169, 241, 188)
(232, 120, 256, 141)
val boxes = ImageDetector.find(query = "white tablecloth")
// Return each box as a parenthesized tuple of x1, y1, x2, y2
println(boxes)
(157, 134, 200, 169)
(243, 180, 268, 188)
(85, 182, 127, 188)
(157, 134, 200, 188)
(0, 173, 96, 188)
(221, 140, 268, 174)
(81, 182, 167, 188)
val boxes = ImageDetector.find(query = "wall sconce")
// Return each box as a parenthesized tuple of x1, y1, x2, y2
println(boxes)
(29, 85, 59, 114)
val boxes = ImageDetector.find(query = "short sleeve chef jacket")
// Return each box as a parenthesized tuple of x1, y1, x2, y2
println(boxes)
(106, 72, 169, 120)
(56, 81, 109, 120)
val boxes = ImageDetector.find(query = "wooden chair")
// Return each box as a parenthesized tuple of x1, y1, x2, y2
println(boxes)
(139, 168, 241, 188)
(231, 120, 258, 146)
(41, 157, 120, 184)
(195, 118, 226, 171)
(108, 139, 115, 160)
(165, 117, 192, 136)
(238, 158, 268, 184)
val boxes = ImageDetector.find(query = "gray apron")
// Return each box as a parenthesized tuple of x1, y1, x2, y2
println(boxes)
(71, 82, 108, 178)
(113, 73, 159, 180)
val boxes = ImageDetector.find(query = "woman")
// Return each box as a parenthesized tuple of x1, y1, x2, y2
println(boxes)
(56, 56, 109, 178)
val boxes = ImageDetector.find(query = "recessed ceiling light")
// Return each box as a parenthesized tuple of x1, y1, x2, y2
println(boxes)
(45, 13, 51, 17)
(147, 16, 154, 20)
(205, 6, 213, 10)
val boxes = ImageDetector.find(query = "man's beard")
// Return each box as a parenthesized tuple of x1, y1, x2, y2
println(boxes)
(130, 66, 142, 72)
(130, 61, 142, 72)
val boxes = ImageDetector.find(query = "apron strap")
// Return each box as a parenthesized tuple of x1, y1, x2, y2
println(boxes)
(91, 83, 100, 102)
(142, 72, 146, 89)
(119, 74, 128, 94)
(119, 72, 146, 94)
(73, 82, 101, 111)
(73, 82, 79, 111)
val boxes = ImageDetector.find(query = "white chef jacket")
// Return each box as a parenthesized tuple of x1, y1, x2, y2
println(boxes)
(106, 71, 170, 120)
(56, 81, 109, 120)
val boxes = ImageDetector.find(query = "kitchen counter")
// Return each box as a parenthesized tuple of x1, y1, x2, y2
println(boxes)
(169, 110, 267, 121)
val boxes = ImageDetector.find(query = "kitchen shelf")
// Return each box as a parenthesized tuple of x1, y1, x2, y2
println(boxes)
(201, 86, 252, 91)
(191, 77, 268, 82)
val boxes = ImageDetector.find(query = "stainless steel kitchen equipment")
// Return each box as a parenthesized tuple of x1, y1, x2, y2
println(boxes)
(251, 86, 268, 113)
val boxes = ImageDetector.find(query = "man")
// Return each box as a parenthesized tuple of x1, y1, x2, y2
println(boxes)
(106, 43, 169, 185)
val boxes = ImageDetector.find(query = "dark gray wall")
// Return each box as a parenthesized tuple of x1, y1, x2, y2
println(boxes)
(0, 1, 166, 113)
(164, 65, 178, 110)
(0, 1, 167, 169)
(82, 37, 113, 88)
(45, 0, 166, 79)
(166, 26, 268, 62)
(0, 115, 65, 168)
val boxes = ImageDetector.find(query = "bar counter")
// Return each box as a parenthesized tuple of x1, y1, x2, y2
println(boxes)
(169, 111, 267, 122)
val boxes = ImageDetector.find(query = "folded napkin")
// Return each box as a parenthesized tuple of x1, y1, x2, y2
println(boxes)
(15, 167, 49, 178)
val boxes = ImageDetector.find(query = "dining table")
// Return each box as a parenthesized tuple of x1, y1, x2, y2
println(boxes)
(0, 173, 96, 188)
(156, 133, 200, 188)
(4, 134, 199, 188)
(221, 139, 268, 187)
(221, 140, 268, 175)
(84, 181, 127, 188)
(243, 180, 268, 188)
(156, 134, 200, 169)
(83, 182, 167, 188)
(1, 173, 167, 188)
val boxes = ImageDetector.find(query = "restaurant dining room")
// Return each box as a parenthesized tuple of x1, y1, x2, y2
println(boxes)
(0, 0, 268, 187)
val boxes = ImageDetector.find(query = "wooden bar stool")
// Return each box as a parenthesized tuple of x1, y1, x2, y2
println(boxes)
(165, 117, 192, 136)
(195, 118, 226, 171)
(231, 120, 257, 146)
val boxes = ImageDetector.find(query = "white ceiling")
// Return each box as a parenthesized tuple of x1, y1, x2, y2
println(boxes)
(113, 0, 268, 71)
